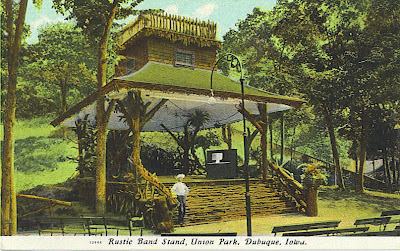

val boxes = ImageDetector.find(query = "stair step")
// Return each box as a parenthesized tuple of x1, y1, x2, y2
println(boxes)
(172, 180, 298, 225)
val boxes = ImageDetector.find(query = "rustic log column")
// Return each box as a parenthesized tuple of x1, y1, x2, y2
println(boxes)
(129, 91, 142, 181)
(258, 103, 268, 180)
(305, 181, 322, 217)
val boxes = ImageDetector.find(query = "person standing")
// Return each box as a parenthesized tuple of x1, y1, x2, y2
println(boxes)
(171, 174, 189, 225)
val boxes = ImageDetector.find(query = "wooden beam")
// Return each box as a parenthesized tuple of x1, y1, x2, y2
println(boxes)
(17, 194, 72, 206)
(104, 99, 116, 125)
(160, 123, 183, 148)
(116, 100, 135, 132)
(237, 104, 265, 134)
(141, 99, 168, 128)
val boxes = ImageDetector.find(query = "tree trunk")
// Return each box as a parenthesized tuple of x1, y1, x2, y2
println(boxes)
(182, 124, 190, 175)
(76, 121, 85, 174)
(396, 159, 400, 187)
(245, 128, 259, 171)
(291, 127, 296, 162)
(322, 105, 345, 190)
(354, 156, 359, 190)
(391, 154, 396, 189)
(383, 150, 392, 192)
(259, 104, 268, 180)
(130, 91, 142, 185)
(280, 112, 284, 166)
(269, 117, 273, 162)
(222, 125, 232, 150)
(94, 0, 119, 214)
(355, 109, 368, 194)
(1, 0, 28, 236)
(60, 80, 67, 139)
(95, 103, 107, 214)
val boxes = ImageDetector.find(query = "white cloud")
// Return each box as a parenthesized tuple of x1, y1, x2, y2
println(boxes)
(192, 3, 217, 19)
(165, 5, 179, 15)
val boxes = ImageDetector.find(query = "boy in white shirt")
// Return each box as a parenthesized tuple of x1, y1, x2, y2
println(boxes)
(171, 174, 189, 225)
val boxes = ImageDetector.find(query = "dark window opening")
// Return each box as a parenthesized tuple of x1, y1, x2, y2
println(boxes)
(126, 58, 135, 74)
(175, 50, 194, 68)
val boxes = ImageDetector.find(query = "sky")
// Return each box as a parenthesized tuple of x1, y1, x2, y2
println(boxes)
(25, 0, 277, 44)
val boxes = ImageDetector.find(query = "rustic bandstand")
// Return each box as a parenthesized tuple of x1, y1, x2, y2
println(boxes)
(51, 13, 308, 232)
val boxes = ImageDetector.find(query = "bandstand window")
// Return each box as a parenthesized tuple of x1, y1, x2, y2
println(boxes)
(175, 49, 195, 68)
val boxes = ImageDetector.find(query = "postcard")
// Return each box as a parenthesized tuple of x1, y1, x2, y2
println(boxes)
(1, 0, 399, 250)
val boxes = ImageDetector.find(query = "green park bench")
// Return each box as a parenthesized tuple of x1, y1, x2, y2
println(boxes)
(84, 215, 144, 236)
(36, 217, 88, 236)
(35, 215, 144, 236)
(161, 233, 237, 236)
(353, 216, 391, 231)
(282, 226, 369, 236)
(381, 210, 400, 224)
(271, 220, 341, 236)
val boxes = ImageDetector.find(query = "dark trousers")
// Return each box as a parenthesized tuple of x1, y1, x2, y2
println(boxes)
(177, 195, 186, 223)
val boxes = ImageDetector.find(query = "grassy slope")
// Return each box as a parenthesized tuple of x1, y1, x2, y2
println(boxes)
(1, 117, 78, 192)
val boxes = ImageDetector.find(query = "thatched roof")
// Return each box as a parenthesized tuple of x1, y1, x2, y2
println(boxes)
(51, 62, 304, 132)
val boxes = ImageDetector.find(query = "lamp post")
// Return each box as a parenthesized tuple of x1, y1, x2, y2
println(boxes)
(210, 53, 252, 236)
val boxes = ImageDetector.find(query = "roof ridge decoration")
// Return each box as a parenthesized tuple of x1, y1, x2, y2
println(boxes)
(117, 13, 221, 48)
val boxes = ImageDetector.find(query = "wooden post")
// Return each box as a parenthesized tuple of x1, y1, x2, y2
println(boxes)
(129, 91, 142, 182)
(258, 103, 268, 181)
(48, 202, 53, 217)
(305, 186, 319, 217)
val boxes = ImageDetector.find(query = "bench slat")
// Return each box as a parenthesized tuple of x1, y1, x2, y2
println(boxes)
(380, 210, 400, 217)
(282, 227, 369, 236)
(161, 233, 237, 236)
(271, 220, 341, 235)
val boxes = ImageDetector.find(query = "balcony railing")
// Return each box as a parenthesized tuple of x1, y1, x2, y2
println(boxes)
(118, 13, 218, 46)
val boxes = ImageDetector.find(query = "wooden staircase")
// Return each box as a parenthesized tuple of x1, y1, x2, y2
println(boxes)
(166, 179, 298, 226)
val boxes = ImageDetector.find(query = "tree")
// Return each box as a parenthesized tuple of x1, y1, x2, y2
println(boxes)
(52, 0, 160, 213)
(24, 23, 96, 116)
(1, 0, 42, 236)
(337, 0, 400, 192)
(162, 110, 210, 175)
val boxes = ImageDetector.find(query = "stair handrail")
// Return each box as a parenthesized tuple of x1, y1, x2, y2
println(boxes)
(128, 158, 178, 206)
(269, 161, 307, 212)
(17, 194, 72, 218)
(272, 143, 386, 188)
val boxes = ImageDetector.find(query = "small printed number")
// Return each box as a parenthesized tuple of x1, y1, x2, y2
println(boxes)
(89, 240, 102, 244)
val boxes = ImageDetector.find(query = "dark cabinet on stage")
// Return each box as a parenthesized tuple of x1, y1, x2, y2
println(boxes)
(206, 149, 238, 179)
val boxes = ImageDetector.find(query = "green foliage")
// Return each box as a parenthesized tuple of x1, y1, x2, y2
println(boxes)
(20, 22, 97, 118)
(299, 162, 329, 187)
(222, 0, 399, 178)
(52, 0, 146, 43)
(194, 131, 220, 151)
(140, 143, 183, 175)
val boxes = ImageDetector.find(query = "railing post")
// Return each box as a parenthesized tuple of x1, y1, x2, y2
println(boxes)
(304, 181, 321, 217)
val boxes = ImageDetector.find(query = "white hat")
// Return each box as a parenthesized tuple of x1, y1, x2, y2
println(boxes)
(177, 174, 185, 179)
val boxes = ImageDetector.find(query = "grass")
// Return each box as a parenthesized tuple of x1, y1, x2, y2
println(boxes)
(15, 162, 77, 192)
(1, 117, 78, 192)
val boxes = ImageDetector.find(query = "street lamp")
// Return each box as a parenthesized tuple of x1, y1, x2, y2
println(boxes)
(210, 53, 252, 236)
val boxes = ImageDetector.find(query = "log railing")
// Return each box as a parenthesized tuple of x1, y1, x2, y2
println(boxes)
(17, 194, 72, 218)
(118, 13, 218, 46)
(269, 162, 307, 212)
